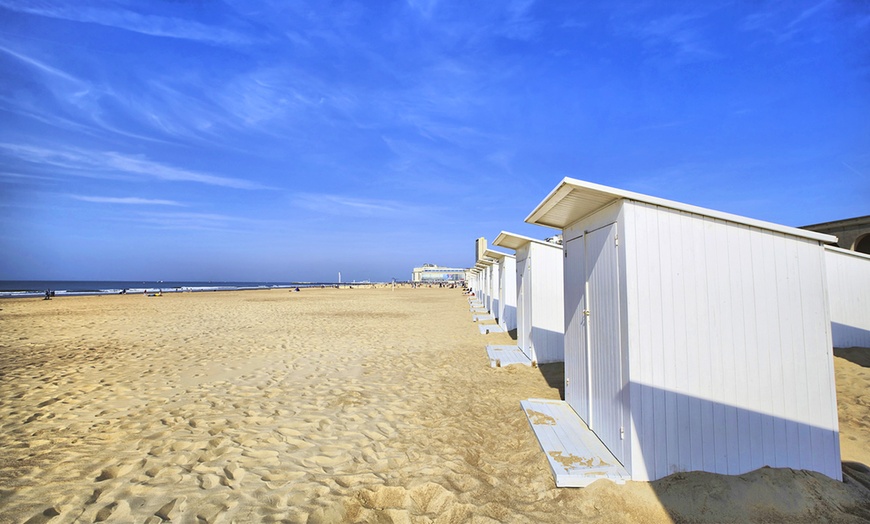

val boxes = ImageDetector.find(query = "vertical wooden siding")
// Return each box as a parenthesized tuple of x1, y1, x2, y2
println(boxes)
(499, 256, 517, 331)
(516, 248, 533, 359)
(825, 247, 870, 348)
(531, 242, 565, 363)
(490, 263, 500, 318)
(564, 234, 586, 414)
(623, 201, 840, 481)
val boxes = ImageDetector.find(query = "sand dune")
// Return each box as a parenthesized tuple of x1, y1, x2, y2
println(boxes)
(0, 288, 868, 523)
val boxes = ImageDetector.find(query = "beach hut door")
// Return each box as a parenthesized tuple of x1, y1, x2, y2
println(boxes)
(566, 223, 625, 463)
(518, 255, 534, 361)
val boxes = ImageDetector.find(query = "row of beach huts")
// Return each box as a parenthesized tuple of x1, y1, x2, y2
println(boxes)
(465, 177, 870, 487)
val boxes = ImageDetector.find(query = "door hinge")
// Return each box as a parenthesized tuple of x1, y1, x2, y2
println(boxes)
(620, 426, 625, 440)
(615, 234, 619, 247)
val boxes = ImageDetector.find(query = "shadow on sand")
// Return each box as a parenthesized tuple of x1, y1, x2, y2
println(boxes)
(834, 347, 870, 368)
(536, 362, 564, 400)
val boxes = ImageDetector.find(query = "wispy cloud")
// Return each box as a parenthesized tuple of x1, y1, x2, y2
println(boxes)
(631, 13, 721, 64)
(0, 2, 254, 46)
(0, 143, 269, 190)
(69, 195, 184, 206)
(133, 211, 242, 231)
(740, 0, 835, 43)
(788, 0, 834, 30)
(292, 193, 431, 218)
(0, 44, 84, 84)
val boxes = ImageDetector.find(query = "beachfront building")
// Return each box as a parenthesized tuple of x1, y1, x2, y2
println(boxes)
(411, 264, 467, 283)
(483, 249, 517, 331)
(803, 215, 870, 254)
(824, 246, 870, 348)
(493, 231, 564, 364)
(521, 177, 842, 485)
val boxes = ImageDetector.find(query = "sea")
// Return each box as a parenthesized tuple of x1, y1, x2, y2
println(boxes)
(0, 280, 348, 299)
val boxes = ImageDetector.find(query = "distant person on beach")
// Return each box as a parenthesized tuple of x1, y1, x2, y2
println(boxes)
(44, 289, 51, 300)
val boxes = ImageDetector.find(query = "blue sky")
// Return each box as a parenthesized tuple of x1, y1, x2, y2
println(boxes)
(1, 1, 868, 282)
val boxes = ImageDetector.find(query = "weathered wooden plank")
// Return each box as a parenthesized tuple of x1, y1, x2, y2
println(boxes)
(521, 399, 629, 488)
(478, 323, 504, 334)
(485, 345, 532, 368)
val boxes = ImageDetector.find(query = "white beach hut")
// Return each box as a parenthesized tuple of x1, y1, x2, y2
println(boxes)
(473, 261, 490, 310)
(483, 249, 517, 331)
(493, 231, 564, 364)
(479, 259, 496, 315)
(824, 246, 870, 348)
(467, 268, 482, 303)
(521, 177, 842, 484)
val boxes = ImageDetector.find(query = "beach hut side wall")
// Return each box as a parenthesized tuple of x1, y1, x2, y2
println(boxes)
(483, 267, 491, 312)
(824, 246, 870, 348)
(490, 263, 501, 318)
(620, 201, 841, 482)
(530, 242, 565, 364)
(516, 246, 533, 360)
(498, 256, 518, 331)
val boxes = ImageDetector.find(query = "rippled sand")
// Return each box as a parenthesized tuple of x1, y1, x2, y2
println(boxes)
(0, 288, 867, 523)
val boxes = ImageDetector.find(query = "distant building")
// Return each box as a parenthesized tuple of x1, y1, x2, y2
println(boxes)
(475, 237, 487, 263)
(411, 264, 467, 282)
(802, 215, 870, 255)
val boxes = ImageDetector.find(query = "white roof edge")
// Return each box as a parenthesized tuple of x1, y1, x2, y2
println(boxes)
(824, 245, 870, 261)
(482, 248, 513, 260)
(525, 177, 838, 244)
(494, 230, 563, 251)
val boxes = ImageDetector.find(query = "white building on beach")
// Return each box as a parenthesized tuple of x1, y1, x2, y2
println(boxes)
(483, 249, 517, 332)
(493, 231, 564, 364)
(411, 264, 467, 283)
(521, 177, 842, 484)
(824, 246, 870, 348)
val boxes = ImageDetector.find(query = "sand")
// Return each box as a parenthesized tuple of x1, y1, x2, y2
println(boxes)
(0, 287, 867, 523)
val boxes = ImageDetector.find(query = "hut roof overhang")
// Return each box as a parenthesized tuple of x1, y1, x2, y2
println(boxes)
(482, 248, 514, 261)
(493, 231, 562, 251)
(525, 177, 838, 244)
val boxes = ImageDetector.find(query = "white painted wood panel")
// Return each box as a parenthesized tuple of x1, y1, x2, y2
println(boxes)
(531, 242, 565, 363)
(825, 247, 870, 348)
(586, 223, 626, 464)
(489, 263, 500, 316)
(622, 201, 840, 481)
(564, 234, 586, 418)
(516, 248, 533, 360)
(498, 255, 517, 331)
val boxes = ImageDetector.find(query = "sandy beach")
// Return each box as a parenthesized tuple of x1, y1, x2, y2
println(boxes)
(0, 287, 868, 523)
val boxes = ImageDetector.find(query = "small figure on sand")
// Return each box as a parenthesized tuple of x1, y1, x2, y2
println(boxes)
(44, 289, 51, 300)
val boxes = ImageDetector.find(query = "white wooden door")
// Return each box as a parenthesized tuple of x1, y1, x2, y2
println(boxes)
(518, 255, 533, 360)
(564, 235, 588, 421)
(586, 223, 625, 463)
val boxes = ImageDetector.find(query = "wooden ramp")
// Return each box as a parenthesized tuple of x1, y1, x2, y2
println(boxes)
(472, 313, 494, 322)
(520, 399, 630, 487)
(478, 323, 504, 334)
(486, 345, 532, 368)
